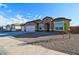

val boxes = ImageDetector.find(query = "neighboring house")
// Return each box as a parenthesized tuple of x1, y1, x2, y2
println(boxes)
(53, 17, 71, 32)
(24, 19, 41, 32)
(11, 24, 16, 31)
(21, 23, 25, 31)
(0, 26, 4, 31)
(70, 26, 79, 33)
(5, 24, 11, 31)
(11, 24, 21, 31)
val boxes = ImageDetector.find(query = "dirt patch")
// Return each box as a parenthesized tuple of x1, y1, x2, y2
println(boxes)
(12, 33, 79, 55)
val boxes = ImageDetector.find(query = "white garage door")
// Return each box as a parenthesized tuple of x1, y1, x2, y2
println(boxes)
(25, 25, 36, 32)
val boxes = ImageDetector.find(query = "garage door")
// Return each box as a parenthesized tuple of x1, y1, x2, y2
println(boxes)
(25, 25, 36, 32)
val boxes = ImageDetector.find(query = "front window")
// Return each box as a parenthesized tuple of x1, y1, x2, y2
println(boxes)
(55, 27, 63, 30)
(54, 21, 64, 31)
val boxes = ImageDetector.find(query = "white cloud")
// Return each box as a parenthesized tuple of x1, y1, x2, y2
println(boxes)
(33, 15, 42, 19)
(0, 13, 42, 26)
(0, 15, 10, 26)
(15, 14, 23, 20)
(26, 15, 32, 18)
(15, 14, 28, 23)
(10, 14, 29, 24)
(37, 15, 42, 19)
(26, 14, 42, 20)
(34, 15, 38, 18)
(0, 14, 29, 26)
(0, 3, 8, 8)
(10, 18, 19, 24)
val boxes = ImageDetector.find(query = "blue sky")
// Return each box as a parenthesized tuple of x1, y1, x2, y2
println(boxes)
(0, 3, 79, 26)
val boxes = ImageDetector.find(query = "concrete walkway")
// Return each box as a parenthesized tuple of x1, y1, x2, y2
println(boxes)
(0, 36, 67, 55)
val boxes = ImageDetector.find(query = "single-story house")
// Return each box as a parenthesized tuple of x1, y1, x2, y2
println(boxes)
(21, 16, 71, 33)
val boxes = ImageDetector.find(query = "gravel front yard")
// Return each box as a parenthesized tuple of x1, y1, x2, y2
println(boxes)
(12, 32, 79, 55)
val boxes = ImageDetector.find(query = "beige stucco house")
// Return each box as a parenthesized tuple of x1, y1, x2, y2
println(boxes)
(21, 16, 71, 33)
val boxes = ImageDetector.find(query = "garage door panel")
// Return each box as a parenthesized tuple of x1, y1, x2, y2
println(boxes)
(25, 25, 35, 32)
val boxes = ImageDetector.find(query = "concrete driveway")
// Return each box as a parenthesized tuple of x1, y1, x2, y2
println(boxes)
(0, 32, 68, 55)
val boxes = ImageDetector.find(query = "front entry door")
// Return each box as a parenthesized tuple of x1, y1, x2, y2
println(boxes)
(45, 23, 50, 32)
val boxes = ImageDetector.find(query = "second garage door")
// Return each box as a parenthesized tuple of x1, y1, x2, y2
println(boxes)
(25, 25, 36, 32)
